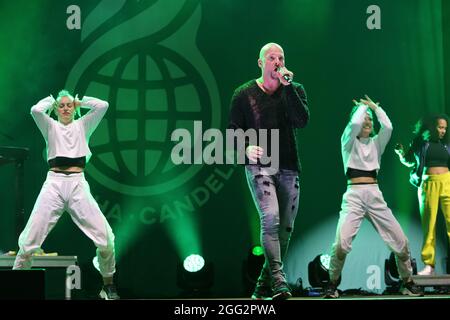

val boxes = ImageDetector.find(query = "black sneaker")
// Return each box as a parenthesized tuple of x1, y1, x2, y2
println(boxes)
(323, 282, 339, 299)
(272, 282, 292, 300)
(99, 284, 120, 300)
(251, 284, 273, 300)
(400, 280, 424, 297)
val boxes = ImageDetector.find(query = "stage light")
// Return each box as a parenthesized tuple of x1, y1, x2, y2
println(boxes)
(308, 254, 340, 288)
(385, 252, 399, 283)
(183, 254, 205, 272)
(177, 254, 214, 297)
(252, 245, 264, 257)
(384, 252, 417, 293)
(242, 245, 265, 294)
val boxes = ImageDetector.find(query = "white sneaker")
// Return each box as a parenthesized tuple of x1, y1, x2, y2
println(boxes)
(417, 265, 435, 276)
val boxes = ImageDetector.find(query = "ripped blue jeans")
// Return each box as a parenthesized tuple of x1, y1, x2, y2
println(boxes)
(245, 165, 300, 288)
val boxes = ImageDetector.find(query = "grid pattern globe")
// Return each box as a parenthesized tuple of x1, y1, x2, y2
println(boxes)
(75, 44, 214, 195)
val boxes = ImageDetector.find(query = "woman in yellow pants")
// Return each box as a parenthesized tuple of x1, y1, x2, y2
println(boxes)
(395, 114, 450, 275)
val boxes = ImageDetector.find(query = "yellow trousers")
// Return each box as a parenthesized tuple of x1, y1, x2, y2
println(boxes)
(418, 172, 450, 266)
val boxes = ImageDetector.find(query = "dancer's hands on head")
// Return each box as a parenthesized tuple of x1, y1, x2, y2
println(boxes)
(73, 94, 81, 108)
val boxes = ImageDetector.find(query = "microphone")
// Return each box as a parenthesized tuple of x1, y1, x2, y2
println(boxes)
(277, 67, 292, 83)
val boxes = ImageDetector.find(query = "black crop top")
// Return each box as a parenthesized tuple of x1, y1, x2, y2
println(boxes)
(425, 141, 449, 168)
(48, 156, 86, 168)
(346, 167, 377, 179)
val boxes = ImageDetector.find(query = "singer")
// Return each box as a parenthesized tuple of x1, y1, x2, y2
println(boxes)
(228, 42, 309, 300)
(12, 90, 120, 300)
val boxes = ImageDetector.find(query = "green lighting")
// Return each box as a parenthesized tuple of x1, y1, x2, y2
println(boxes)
(252, 245, 264, 256)
(183, 254, 205, 272)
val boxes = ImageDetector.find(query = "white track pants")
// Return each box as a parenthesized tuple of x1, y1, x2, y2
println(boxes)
(329, 184, 412, 282)
(13, 171, 116, 278)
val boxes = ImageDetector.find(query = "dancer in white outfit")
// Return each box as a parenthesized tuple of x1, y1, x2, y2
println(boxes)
(13, 90, 119, 300)
(324, 95, 423, 298)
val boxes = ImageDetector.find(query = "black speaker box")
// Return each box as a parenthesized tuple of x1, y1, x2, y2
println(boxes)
(0, 269, 45, 300)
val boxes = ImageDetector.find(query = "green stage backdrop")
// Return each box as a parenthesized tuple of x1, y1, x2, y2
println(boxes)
(0, 0, 449, 298)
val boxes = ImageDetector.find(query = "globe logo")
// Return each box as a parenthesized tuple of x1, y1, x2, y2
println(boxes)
(73, 42, 218, 196)
(65, 1, 221, 197)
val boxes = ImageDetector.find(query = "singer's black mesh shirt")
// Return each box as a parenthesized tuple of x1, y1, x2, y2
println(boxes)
(228, 80, 309, 172)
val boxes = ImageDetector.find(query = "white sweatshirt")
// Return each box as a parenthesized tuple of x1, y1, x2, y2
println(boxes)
(30, 96, 108, 163)
(341, 104, 393, 174)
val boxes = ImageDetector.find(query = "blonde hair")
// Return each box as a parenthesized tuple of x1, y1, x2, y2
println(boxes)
(56, 89, 74, 102)
(50, 89, 81, 118)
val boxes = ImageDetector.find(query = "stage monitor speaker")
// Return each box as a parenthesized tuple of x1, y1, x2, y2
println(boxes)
(0, 269, 45, 300)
